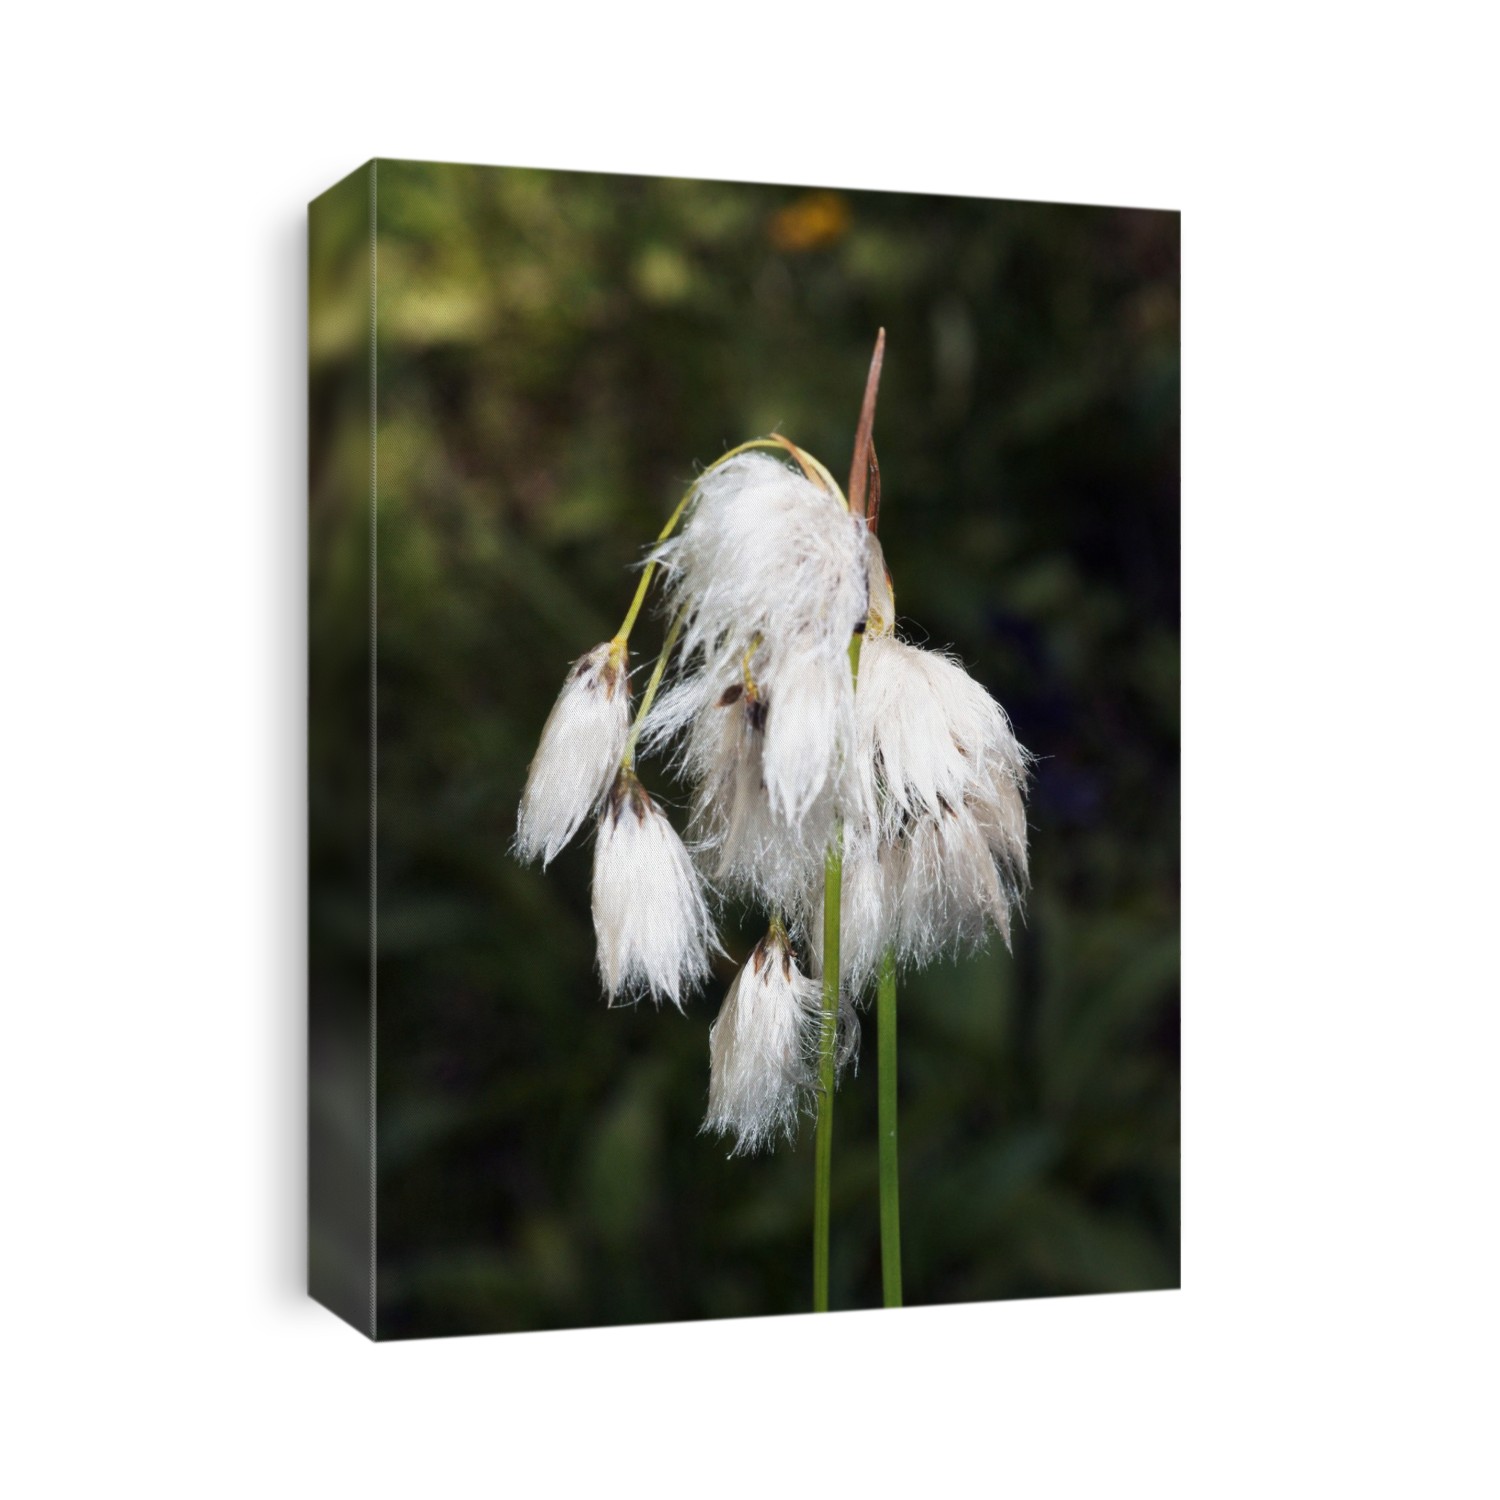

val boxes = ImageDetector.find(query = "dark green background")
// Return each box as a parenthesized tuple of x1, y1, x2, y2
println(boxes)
(315, 161, 1179, 1338)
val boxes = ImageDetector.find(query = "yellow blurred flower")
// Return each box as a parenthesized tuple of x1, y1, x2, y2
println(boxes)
(769, 191, 851, 253)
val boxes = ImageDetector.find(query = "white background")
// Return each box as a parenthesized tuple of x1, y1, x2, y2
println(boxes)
(3, 3, 1496, 1494)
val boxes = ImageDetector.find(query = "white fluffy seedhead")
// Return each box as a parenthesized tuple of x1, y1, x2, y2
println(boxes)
(653, 452, 871, 675)
(591, 770, 718, 1010)
(845, 633, 1032, 972)
(896, 801, 1011, 960)
(639, 453, 876, 900)
(647, 452, 871, 844)
(762, 646, 857, 827)
(667, 679, 830, 916)
(703, 926, 821, 1156)
(856, 634, 1029, 844)
(515, 641, 631, 867)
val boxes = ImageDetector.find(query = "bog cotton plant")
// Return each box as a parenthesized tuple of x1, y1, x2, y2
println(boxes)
(514, 334, 1030, 1310)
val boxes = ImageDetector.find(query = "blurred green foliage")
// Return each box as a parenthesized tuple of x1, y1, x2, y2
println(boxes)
(322, 160, 1178, 1337)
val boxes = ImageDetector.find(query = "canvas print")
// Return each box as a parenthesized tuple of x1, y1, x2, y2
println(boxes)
(309, 159, 1180, 1339)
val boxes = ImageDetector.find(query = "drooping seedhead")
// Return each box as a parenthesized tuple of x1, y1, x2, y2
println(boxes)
(651, 452, 872, 680)
(591, 768, 718, 1010)
(644, 453, 874, 906)
(703, 925, 820, 1156)
(515, 640, 631, 867)
(801, 632, 1032, 992)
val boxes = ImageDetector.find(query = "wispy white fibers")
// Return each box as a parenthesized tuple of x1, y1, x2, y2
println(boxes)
(704, 926, 819, 1155)
(653, 453, 870, 672)
(649, 452, 871, 843)
(658, 678, 830, 915)
(812, 823, 901, 995)
(856, 634, 1027, 843)
(970, 754, 1030, 906)
(897, 801, 1011, 958)
(592, 770, 717, 1009)
(842, 632, 1032, 972)
(515, 641, 631, 867)
(761, 647, 855, 826)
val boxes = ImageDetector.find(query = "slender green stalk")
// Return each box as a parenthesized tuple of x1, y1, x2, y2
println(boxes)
(812, 329, 886, 1314)
(812, 633, 864, 1312)
(620, 611, 683, 769)
(876, 946, 902, 1307)
(812, 832, 842, 1313)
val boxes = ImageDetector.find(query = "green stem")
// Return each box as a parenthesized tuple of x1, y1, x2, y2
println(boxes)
(812, 632, 864, 1313)
(621, 611, 684, 768)
(877, 946, 903, 1307)
(813, 831, 842, 1313)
